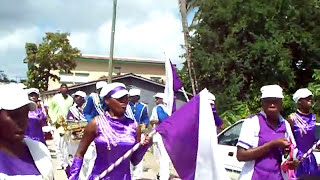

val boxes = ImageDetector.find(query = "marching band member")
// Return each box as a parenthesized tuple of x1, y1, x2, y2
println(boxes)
(25, 88, 47, 145)
(150, 93, 170, 180)
(288, 88, 320, 177)
(236, 85, 297, 180)
(0, 86, 53, 179)
(48, 83, 73, 170)
(207, 92, 224, 132)
(83, 81, 108, 122)
(69, 82, 151, 180)
(128, 88, 150, 180)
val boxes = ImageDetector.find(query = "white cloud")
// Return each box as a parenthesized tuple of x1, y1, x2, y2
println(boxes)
(0, 0, 185, 80)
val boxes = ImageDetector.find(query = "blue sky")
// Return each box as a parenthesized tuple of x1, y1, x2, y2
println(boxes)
(0, 0, 186, 80)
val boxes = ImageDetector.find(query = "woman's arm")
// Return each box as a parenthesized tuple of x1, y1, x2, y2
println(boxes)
(69, 118, 97, 180)
(237, 138, 289, 161)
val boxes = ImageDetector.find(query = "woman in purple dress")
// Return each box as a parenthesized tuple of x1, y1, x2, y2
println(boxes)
(288, 88, 320, 177)
(69, 82, 151, 180)
(0, 85, 53, 179)
(25, 88, 47, 144)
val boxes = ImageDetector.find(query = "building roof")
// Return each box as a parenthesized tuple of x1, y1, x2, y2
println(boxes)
(78, 54, 165, 65)
(41, 73, 191, 96)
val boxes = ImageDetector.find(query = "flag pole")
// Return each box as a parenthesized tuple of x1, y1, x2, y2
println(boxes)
(181, 87, 189, 102)
(95, 130, 157, 180)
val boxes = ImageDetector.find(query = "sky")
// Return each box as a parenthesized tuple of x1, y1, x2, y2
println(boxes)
(0, 0, 185, 80)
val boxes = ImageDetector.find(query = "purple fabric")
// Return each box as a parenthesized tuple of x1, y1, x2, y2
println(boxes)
(25, 108, 46, 144)
(69, 157, 83, 180)
(251, 114, 286, 180)
(170, 60, 183, 91)
(88, 115, 149, 180)
(156, 95, 200, 180)
(292, 112, 319, 177)
(0, 147, 40, 176)
(211, 105, 223, 127)
(105, 86, 126, 98)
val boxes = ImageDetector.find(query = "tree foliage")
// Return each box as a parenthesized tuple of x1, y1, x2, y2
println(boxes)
(180, 0, 320, 124)
(26, 32, 81, 91)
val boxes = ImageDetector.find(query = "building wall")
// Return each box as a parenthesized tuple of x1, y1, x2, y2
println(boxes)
(48, 60, 165, 90)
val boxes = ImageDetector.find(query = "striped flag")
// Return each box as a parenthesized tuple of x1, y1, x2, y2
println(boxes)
(164, 58, 183, 116)
(156, 89, 230, 180)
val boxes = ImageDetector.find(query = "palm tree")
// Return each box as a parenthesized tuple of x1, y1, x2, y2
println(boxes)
(179, 0, 198, 94)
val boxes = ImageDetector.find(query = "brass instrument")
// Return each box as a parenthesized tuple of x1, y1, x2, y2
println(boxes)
(57, 115, 87, 140)
(66, 120, 88, 140)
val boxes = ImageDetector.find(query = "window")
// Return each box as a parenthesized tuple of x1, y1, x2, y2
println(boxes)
(59, 72, 89, 84)
(150, 76, 162, 83)
(218, 121, 243, 146)
(114, 67, 121, 75)
(74, 73, 89, 83)
(59, 72, 74, 84)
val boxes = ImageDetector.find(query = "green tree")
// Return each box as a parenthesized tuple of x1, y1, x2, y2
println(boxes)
(25, 32, 81, 91)
(183, 0, 320, 124)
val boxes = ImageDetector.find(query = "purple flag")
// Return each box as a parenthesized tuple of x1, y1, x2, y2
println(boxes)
(164, 58, 183, 115)
(156, 89, 230, 180)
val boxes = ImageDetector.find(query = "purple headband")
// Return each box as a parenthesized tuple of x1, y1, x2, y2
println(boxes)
(105, 86, 126, 99)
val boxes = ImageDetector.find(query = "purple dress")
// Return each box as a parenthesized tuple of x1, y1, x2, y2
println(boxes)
(0, 147, 40, 176)
(88, 115, 149, 180)
(25, 108, 47, 145)
(291, 111, 319, 177)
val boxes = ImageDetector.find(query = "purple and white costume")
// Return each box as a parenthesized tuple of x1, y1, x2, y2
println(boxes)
(290, 111, 320, 177)
(25, 108, 47, 145)
(0, 138, 53, 180)
(70, 114, 150, 180)
(236, 111, 296, 180)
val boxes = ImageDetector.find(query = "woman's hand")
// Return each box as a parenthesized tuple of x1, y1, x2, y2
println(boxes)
(141, 134, 152, 146)
(286, 159, 300, 170)
(271, 138, 290, 149)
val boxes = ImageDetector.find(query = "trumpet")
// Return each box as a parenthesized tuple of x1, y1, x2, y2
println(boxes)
(65, 120, 88, 141)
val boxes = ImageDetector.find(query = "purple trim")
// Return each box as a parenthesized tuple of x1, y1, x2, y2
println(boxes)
(156, 95, 200, 180)
(105, 86, 125, 98)
(237, 140, 253, 148)
(170, 60, 183, 91)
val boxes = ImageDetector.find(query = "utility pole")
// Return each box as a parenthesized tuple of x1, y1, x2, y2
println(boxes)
(108, 0, 118, 83)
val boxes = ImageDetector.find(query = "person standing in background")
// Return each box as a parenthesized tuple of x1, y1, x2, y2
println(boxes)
(83, 81, 108, 122)
(25, 88, 47, 145)
(128, 88, 150, 180)
(48, 83, 73, 170)
(150, 93, 170, 180)
(207, 92, 224, 132)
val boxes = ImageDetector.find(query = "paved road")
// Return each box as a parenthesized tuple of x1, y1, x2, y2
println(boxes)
(48, 140, 238, 180)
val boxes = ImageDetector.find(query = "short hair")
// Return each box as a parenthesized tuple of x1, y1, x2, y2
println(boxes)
(60, 83, 68, 88)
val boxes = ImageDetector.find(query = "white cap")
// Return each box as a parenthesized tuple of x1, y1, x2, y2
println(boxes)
(26, 88, 40, 95)
(260, 85, 284, 99)
(208, 92, 216, 104)
(293, 88, 313, 103)
(129, 89, 141, 97)
(73, 91, 87, 98)
(100, 82, 128, 99)
(96, 81, 108, 90)
(154, 93, 165, 99)
(0, 85, 36, 111)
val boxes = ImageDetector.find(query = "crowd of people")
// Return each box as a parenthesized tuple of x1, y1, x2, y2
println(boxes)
(0, 81, 319, 180)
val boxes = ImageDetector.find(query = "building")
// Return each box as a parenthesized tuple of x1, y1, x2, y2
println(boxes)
(42, 73, 190, 113)
(47, 54, 166, 90)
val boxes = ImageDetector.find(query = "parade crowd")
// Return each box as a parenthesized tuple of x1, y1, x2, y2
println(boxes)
(0, 81, 319, 180)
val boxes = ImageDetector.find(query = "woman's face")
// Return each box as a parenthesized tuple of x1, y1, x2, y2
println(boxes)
(28, 92, 39, 102)
(261, 98, 283, 120)
(105, 95, 128, 117)
(0, 105, 29, 142)
(298, 96, 313, 111)
(74, 95, 84, 106)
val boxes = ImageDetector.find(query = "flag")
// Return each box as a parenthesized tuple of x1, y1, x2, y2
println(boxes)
(164, 57, 183, 116)
(155, 89, 230, 180)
